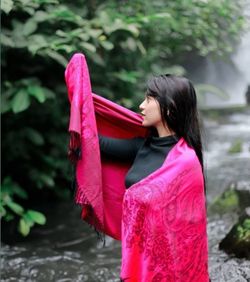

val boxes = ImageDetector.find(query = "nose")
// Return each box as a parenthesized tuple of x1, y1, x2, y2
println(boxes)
(139, 100, 145, 111)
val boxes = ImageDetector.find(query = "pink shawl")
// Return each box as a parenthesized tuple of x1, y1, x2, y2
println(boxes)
(65, 53, 209, 281)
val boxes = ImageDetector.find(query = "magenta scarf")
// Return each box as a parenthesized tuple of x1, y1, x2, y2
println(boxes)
(65, 53, 209, 281)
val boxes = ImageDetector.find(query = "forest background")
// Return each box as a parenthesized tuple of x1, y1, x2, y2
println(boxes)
(1, 0, 247, 237)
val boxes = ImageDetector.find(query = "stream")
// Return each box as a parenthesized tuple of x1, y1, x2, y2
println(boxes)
(1, 109, 250, 282)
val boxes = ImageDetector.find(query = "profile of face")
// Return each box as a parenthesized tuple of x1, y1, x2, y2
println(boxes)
(139, 95, 163, 128)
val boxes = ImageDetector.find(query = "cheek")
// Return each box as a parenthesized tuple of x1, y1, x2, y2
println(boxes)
(155, 111, 162, 122)
(152, 104, 161, 119)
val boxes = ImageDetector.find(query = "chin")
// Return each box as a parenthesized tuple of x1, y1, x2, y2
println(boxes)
(142, 122, 150, 127)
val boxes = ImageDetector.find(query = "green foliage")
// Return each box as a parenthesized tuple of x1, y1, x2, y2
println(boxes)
(2, 78, 55, 114)
(236, 218, 250, 241)
(0, 177, 46, 236)
(1, 0, 246, 237)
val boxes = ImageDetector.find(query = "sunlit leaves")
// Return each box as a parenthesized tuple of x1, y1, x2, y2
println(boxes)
(42, 50, 68, 67)
(11, 89, 30, 113)
(6, 202, 24, 215)
(23, 19, 38, 36)
(1, 33, 15, 47)
(26, 210, 46, 225)
(18, 219, 30, 236)
(28, 34, 48, 54)
(2, 79, 55, 114)
(1, 0, 14, 14)
(27, 85, 46, 103)
(1, 177, 28, 200)
(1, 177, 47, 236)
(18, 210, 46, 236)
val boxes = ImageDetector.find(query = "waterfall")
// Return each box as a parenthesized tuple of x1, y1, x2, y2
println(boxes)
(184, 4, 250, 109)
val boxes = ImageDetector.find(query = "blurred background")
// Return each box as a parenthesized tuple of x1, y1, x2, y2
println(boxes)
(1, 0, 250, 281)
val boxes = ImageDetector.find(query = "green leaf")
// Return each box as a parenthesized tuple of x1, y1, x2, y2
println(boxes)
(51, 6, 77, 22)
(28, 35, 48, 54)
(25, 128, 45, 146)
(26, 210, 46, 225)
(18, 218, 30, 236)
(100, 40, 114, 50)
(39, 174, 55, 187)
(34, 0, 59, 4)
(1, 94, 11, 114)
(1, 33, 15, 47)
(23, 213, 35, 227)
(243, 219, 250, 229)
(12, 185, 28, 200)
(1, 0, 14, 14)
(88, 29, 103, 38)
(4, 213, 14, 222)
(33, 11, 49, 22)
(43, 88, 55, 99)
(0, 206, 7, 217)
(52, 44, 74, 53)
(113, 71, 139, 83)
(27, 85, 46, 103)
(11, 89, 30, 113)
(1, 177, 28, 199)
(23, 20, 38, 36)
(88, 53, 105, 66)
(6, 201, 24, 215)
(80, 42, 96, 53)
(44, 50, 68, 67)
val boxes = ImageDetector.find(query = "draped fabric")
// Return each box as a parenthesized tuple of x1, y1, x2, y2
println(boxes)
(65, 53, 209, 281)
(65, 53, 148, 240)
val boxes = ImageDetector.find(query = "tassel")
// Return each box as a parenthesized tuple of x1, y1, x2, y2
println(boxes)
(68, 131, 81, 164)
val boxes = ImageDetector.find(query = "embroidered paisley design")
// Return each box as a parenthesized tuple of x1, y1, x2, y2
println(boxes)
(121, 168, 209, 281)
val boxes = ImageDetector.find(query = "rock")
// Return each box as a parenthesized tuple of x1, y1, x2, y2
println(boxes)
(219, 208, 250, 259)
(228, 139, 243, 154)
(208, 181, 250, 216)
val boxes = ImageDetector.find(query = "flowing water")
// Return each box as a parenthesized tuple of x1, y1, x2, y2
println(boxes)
(203, 109, 250, 282)
(1, 109, 250, 282)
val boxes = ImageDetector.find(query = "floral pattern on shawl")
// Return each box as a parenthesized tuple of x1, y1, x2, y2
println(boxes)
(121, 165, 209, 282)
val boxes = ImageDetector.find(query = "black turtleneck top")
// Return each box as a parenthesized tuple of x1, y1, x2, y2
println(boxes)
(98, 134, 179, 189)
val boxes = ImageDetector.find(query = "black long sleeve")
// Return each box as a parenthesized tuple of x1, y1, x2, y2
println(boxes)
(98, 134, 180, 189)
(98, 134, 144, 161)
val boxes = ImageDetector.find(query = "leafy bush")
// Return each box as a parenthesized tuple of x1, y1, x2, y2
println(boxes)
(1, 177, 46, 236)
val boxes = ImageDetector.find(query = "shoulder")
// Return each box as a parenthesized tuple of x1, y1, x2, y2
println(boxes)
(175, 138, 201, 169)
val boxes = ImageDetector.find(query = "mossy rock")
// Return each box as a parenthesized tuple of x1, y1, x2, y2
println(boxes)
(208, 187, 240, 215)
(208, 182, 250, 216)
(228, 139, 243, 154)
(219, 209, 250, 259)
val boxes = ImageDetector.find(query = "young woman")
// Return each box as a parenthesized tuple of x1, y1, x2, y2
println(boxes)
(99, 74, 205, 193)
(66, 54, 209, 282)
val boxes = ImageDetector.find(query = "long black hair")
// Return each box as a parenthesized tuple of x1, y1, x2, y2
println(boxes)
(146, 74, 206, 194)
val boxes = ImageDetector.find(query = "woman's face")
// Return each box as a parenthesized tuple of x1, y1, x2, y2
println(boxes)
(139, 95, 162, 127)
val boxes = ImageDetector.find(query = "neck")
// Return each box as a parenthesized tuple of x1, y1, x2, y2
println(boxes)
(156, 122, 175, 137)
